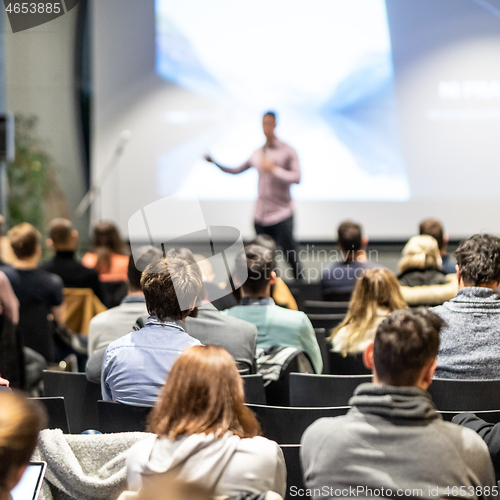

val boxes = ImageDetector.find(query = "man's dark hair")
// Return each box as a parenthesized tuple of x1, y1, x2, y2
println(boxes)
(373, 308, 444, 386)
(454, 234, 500, 286)
(140, 256, 203, 321)
(128, 247, 163, 292)
(48, 218, 73, 247)
(235, 244, 275, 295)
(419, 218, 444, 250)
(263, 111, 277, 122)
(338, 221, 362, 255)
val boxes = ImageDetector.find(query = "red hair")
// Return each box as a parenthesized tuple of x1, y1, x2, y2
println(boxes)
(148, 345, 261, 439)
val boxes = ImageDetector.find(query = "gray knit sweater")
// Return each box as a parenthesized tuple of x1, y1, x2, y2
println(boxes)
(433, 287, 500, 379)
(301, 383, 495, 500)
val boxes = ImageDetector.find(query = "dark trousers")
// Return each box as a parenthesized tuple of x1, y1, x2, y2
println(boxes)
(255, 216, 301, 280)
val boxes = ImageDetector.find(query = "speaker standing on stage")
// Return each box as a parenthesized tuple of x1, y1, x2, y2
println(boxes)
(205, 111, 301, 279)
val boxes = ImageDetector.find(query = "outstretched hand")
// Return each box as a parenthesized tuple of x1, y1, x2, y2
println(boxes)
(204, 155, 214, 163)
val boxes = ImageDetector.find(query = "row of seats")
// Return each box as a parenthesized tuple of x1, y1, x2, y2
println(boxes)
(41, 371, 500, 432)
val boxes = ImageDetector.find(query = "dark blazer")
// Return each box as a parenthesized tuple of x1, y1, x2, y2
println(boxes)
(453, 413, 500, 481)
(40, 251, 104, 302)
(186, 302, 258, 374)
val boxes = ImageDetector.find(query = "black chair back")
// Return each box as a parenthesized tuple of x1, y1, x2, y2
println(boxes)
(439, 409, 500, 423)
(289, 283, 322, 310)
(98, 400, 153, 433)
(265, 351, 314, 407)
(280, 445, 310, 500)
(289, 373, 372, 407)
(304, 301, 350, 315)
(0, 315, 24, 389)
(241, 374, 266, 405)
(43, 371, 102, 433)
(429, 378, 500, 411)
(314, 328, 329, 374)
(329, 351, 371, 375)
(19, 302, 54, 362)
(247, 404, 349, 444)
(307, 314, 345, 330)
(322, 291, 352, 302)
(32, 397, 70, 433)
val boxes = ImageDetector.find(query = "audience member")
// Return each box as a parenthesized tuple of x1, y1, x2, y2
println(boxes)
(169, 248, 258, 374)
(102, 254, 203, 406)
(0, 391, 47, 500)
(225, 244, 322, 373)
(82, 221, 129, 282)
(41, 218, 104, 302)
(329, 268, 407, 355)
(301, 308, 496, 499)
(87, 248, 162, 356)
(419, 218, 456, 274)
(252, 234, 298, 310)
(433, 234, 500, 379)
(0, 271, 18, 326)
(127, 345, 286, 497)
(88, 248, 258, 381)
(2, 223, 64, 362)
(185, 298, 257, 374)
(398, 235, 448, 287)
(321, 221, 381, 301)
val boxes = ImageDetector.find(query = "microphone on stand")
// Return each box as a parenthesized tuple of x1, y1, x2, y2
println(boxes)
(76, 130, 132, 217)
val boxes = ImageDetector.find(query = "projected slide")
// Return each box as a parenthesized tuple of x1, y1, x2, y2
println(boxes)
(155, 0, 410, 201)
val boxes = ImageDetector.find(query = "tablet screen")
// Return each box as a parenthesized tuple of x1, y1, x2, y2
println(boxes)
(11, 462, 46, 500)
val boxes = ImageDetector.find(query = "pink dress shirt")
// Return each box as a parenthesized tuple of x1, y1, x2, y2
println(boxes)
(218, 139, 301, 226)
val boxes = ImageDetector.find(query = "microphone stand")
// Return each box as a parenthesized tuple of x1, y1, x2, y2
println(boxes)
(76, 132, 131, 219)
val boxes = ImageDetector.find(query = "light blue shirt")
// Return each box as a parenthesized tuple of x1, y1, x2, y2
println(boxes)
(101, 317, 201, 406)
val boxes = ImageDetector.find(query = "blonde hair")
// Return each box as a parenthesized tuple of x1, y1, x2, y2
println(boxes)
(398, 235, 442, 273)
(8, 223, 41, 259)
(329, 268, 408, 355)
(0, 392, 47, 493)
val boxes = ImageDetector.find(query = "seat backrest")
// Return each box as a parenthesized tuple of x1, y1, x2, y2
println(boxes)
(289, 283, 322, 310)
(280, 445, 310, 500)
(306, 314, 345, 330)
(304, 300, 350, 315)
(0, 315, 24, 388)
(19, 302, 54, 362)
(314, 328, 329, 374)
(98, 400, 153, 433)
(32, 397, 70, 433)
(328, 351, 371, 375)
(289, 373, 372, 407)
(439, 409, 500, 423)
(322, 291, 352, 302)
(241, 374, 266, 405)
(43, 371, 102, 433)
(247, 404, 349, 444)
(265, 351, 314, 407)
(429, 378, 500, 411)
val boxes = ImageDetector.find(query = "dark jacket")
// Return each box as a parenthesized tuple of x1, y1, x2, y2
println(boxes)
(41, 251, 104, 303)
(453, 413, 500, 482)
(398, 266, 448, 287)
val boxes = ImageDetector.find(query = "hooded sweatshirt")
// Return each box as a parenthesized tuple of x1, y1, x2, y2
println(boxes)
(301, 383, 496, 500)
(127, 432, 286, 497)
